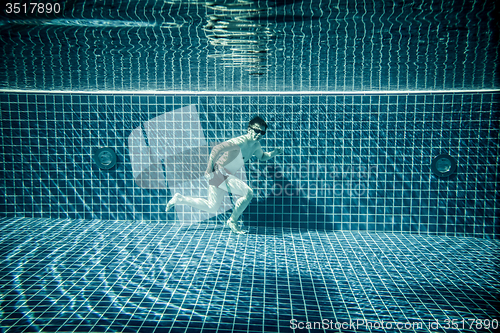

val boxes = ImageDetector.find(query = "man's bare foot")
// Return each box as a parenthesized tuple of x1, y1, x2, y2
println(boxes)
(166, 193, 180, 212)
(227, 218, 247, 234)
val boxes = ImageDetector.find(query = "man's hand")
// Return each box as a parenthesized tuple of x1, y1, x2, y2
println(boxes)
(272, 148, 284, 157)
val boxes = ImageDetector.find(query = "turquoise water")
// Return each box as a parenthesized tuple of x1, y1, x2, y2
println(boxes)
(1, 217, 499, 332)
(0, 0, 498, 91)
(0, 0, 499, 332)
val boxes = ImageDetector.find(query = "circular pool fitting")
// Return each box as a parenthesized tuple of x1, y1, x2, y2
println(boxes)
(431, 154, 456, 177)
(93, 147, 117, 170)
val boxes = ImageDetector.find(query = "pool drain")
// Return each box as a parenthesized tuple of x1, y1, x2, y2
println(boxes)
(93, 147, 117, 170)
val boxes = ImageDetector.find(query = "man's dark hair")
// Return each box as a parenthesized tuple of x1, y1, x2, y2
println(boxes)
(248, 116, 268, 131)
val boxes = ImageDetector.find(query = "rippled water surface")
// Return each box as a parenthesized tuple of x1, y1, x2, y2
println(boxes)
(0, 0, 498, 91)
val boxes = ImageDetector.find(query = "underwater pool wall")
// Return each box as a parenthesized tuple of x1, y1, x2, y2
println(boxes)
(0, 91, 498, 238)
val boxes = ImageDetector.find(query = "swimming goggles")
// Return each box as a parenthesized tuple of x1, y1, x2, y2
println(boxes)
(250, 127, 266, 135)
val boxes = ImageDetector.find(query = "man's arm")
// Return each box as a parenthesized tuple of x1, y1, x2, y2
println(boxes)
(206, 140, 240, 173)
(254, 145, 284, 161)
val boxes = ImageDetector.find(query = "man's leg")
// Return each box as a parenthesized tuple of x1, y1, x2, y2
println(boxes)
(166, 185, 225, 213)
(223, 176, 253, 233)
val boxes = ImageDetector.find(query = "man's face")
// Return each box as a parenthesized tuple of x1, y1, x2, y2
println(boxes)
(248, 124, 266, 141)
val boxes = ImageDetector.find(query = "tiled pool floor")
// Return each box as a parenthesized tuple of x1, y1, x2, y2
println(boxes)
(1, 217, 499, 332)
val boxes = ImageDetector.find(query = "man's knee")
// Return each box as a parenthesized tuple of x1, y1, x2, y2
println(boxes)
(245, 188, 254, 200)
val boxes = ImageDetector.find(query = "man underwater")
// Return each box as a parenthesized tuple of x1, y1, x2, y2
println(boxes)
(166, 116, 283, 234)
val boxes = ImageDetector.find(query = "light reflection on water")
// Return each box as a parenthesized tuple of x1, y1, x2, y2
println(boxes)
(2, 217, 499, 331)
(0, 0, 497, 91)
(203, 1, 274, 75)
(4, 219, 279, 329)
